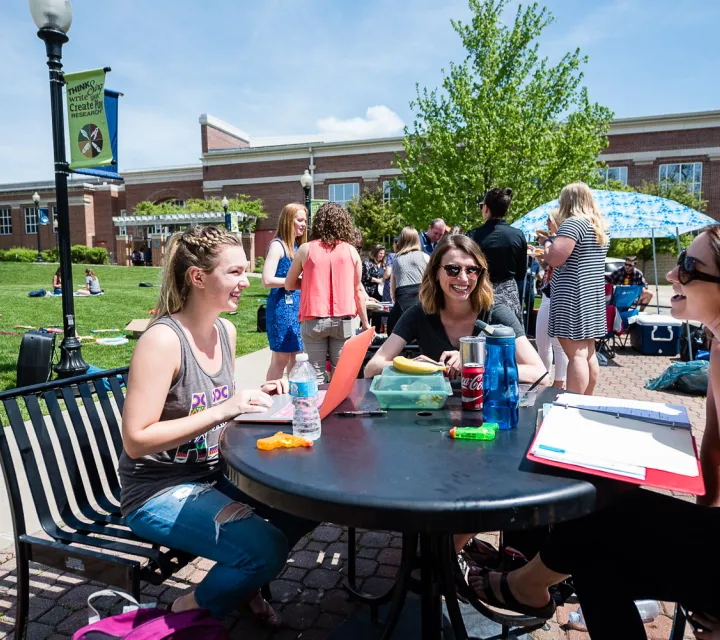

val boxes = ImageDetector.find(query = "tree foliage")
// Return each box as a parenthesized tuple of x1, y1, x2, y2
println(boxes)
(394, 0, 613, 229)
(346, 187, 404, 248)
(133, 196, 266, 232)
(597, 181, 706, 260)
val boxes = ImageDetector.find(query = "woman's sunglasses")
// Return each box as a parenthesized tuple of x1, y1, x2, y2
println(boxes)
(441, 264, 484, 279)
(677, 249, 720, 285)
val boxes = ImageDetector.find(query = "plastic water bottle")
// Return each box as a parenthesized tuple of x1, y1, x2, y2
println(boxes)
(634, 600, 659, 623)
(568, 601, 658, 630)
(289, 353, 321, 441)
(568, 608, 586, 630)
(482, 326, 519, 429)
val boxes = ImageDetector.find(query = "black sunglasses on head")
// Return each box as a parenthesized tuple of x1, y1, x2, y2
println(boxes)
(677, 249, 720, 285)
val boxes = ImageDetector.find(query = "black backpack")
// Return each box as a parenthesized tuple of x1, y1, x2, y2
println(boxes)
(256, 304, 267, 333)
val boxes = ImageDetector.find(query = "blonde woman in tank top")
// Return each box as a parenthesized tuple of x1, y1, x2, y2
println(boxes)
(285, 202, 370, 384)
(119, 226, 316, 624)
(386, 226, 429, 334)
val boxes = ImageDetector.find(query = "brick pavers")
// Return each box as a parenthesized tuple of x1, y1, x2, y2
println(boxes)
(0, 348, 706, 639)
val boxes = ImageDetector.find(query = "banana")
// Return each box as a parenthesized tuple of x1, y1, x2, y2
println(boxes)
(392, 356, 446, 374)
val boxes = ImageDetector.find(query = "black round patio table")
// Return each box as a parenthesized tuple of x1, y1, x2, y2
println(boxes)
(220, 381, 618, 639)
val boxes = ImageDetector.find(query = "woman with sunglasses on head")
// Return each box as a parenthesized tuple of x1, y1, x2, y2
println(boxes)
(540, 183, 608, 395)
(364, 234, 547, 383)
(465, 226, 720, 639)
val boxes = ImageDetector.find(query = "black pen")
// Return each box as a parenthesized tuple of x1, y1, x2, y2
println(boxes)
(335, 410, 387, 417)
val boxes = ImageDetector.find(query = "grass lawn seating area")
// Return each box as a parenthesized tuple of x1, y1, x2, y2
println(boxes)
(0, 263, 269, 393)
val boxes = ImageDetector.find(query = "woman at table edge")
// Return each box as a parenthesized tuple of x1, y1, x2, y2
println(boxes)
(468, 225, 720, 639)
(364, 234, 548, 384)
(118, 226, 315, 625)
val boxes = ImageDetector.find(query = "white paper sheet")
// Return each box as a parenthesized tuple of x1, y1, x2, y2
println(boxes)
(554, 393, 691, 429)
(532, 406, 698, 477)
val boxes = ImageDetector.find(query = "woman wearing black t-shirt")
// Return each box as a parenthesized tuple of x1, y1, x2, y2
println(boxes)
(364, 234, 547, 382)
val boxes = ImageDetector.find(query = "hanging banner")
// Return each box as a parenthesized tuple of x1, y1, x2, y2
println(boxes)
(38, 207, 50, 225)
(73, 89, 123, 180)
(310, 200, 328, 216)
(64, 68, 113, 170)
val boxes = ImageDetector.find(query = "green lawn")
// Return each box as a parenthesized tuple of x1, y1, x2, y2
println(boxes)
(0, 263, 269, 393)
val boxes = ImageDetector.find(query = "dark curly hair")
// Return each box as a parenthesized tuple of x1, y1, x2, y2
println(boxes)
(312, 202, 355, 247)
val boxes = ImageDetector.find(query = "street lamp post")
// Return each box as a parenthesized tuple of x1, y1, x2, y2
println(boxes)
(32, 191, 44, 262)
(222, 196, 230, 231)
(300, 169, 313, 228)
(31, 0, 88, 378)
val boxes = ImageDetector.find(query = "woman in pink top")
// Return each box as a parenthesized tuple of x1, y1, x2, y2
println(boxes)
(285, 202, 370, 383)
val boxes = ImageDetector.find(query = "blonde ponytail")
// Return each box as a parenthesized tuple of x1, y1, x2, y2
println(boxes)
(153, 226, 242, 322)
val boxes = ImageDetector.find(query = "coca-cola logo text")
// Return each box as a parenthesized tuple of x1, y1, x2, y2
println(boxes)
(462, 375, 482, 391)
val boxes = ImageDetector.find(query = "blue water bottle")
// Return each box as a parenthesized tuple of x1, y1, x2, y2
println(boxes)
(482, 326, 519, 429)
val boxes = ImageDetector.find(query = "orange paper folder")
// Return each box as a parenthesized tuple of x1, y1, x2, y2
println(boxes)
(527, 427, 705, 496)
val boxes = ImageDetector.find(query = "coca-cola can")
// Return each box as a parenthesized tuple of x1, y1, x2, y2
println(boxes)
(461, 364, 484, 411)
(460, 336, 486, 411)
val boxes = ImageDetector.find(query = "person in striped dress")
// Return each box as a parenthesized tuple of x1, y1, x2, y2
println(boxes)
(540, 183, 608, 395)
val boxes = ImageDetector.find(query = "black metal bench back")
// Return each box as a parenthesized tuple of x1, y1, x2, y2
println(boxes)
(0, 367, 129, 539)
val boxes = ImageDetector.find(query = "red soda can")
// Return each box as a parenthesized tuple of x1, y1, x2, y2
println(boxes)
(461, 364, 484, 411)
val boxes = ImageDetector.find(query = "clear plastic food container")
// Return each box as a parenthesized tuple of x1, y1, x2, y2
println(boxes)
(518, 383, 539, 408)
(370, 373, 452, 410)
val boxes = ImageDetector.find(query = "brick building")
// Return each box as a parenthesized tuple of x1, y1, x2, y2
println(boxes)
(2, 109, 719, 261)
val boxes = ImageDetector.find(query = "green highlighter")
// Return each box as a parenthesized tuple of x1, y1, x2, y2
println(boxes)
(449, 424, 498, 440)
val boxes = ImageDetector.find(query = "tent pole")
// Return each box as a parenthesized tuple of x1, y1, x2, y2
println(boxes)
(651, 228, 660, 314)
(677, 225, 693, 361)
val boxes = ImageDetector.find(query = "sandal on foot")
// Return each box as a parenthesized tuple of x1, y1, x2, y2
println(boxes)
(240, 592, 283, 627)
(473, 569, 556, 620)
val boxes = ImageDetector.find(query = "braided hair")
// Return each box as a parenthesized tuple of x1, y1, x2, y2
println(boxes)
(153, 226, 242, 320)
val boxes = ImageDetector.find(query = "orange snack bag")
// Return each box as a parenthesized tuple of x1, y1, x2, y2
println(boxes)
(256, 432, 314, 451)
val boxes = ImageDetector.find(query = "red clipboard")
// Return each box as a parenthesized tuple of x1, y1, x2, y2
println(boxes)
(527, 422, 706, 496)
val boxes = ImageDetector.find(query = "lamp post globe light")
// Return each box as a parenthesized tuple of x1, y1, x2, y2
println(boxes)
(300, 169, 313, 227)
(222, 196, 230, 231)
(31, 0, 88, 378)
(32, 191, 44, 262)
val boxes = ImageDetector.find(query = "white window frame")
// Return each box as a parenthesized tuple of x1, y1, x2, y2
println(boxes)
(328, 182, 359, 205)
(598, 166, 628, 185)
(24, 206, 38, 235)
(0, 208, 11, 235)
(659, 162, 703, 194)
(382, 180, 406, 204)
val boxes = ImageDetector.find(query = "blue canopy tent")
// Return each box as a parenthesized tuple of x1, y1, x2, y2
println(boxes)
(512, 189, 717, 356)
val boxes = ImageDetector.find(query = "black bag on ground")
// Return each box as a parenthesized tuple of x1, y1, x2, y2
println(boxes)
(17, 330, 56, 387)
(680, 324, 709, 362)
(257, 304, 266, 333)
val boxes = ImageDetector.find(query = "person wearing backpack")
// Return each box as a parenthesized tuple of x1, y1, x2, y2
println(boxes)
(119, 226, 315, 624)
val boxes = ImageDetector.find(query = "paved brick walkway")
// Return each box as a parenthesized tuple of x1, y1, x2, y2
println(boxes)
(0, 349, 704, 639)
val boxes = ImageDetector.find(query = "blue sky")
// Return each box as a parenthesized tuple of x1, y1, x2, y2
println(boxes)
(2, 0, 720, 183)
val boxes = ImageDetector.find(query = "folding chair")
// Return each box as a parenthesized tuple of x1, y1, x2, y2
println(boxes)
(611, 285, 644, 348)
(596, 304, 621, 361)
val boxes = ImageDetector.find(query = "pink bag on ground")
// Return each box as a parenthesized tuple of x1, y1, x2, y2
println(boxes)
(72, 589, 228, 640)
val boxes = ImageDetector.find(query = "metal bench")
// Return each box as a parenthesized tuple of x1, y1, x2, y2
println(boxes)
(0, 367, 195, 639)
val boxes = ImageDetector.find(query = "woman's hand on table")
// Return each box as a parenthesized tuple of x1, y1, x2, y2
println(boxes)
(261, 378, 289, 396)
(222, 389, 273, 419)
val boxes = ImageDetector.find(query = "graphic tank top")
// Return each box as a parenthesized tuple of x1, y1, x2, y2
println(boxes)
(118, 316, 235, 516)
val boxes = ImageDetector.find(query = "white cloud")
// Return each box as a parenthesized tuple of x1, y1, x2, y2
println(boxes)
(316, 106, 405, 141)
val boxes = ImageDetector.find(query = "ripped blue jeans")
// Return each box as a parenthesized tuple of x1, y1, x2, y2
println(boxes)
(125, 473, 315, 618)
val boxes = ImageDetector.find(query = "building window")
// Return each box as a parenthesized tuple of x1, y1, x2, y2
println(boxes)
(659, 162, 702, 194)
(24, 207, 38, 234)
(0, 208, 11, 235)
(598, 166, 628, 185)
(328, 183, 359, 205)
(51, 205, 57, 228)
(119, 224, 127, 235)
(172, 199, 186, 208)
(382, 180, 406, 204)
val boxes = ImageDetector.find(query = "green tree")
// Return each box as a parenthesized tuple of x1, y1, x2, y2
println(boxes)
(346, 187, 403, 248)
(395, 0, 613, 229)
(598, 180, 706, 259)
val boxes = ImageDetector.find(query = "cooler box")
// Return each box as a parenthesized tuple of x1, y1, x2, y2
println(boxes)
(630, 314, 682, 356)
